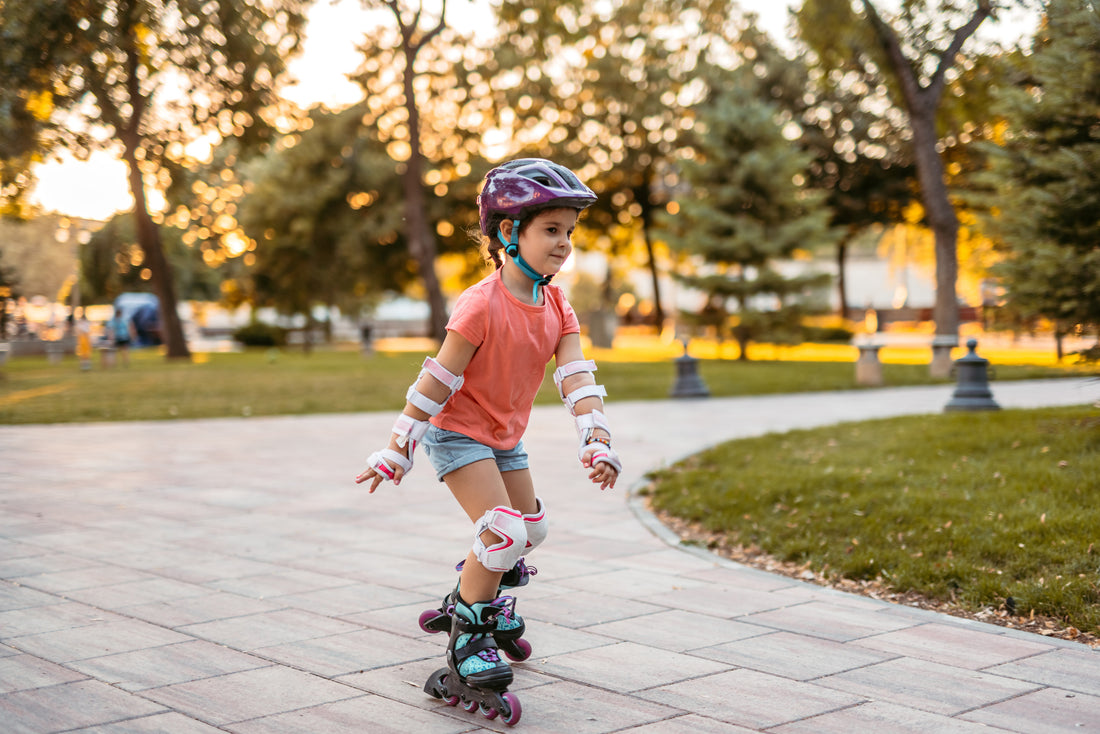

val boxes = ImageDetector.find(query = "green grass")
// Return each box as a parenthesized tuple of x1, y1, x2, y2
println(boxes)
(644, 405, 1100, 634)
(0, 345, 1081, 425)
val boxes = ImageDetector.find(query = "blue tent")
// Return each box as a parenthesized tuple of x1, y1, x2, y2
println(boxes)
(112, 293, 161, 347)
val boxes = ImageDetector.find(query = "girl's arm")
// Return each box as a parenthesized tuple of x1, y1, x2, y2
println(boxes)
(356, 331, 477, 493)
(554, 332, 620, 490)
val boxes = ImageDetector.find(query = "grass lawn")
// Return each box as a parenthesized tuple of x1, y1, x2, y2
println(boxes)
(0, 337, 1086, 425)
(642, 405, 1100, 638)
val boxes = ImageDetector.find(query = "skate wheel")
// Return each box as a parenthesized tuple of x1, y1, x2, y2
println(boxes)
(504, 638, 532, 662)
(500, 692, 522, 726)
(438, 675, 459, 706)
(418, 609, 444, 633)
(479, 701, 498, 720)
(462, 698, 478, 713)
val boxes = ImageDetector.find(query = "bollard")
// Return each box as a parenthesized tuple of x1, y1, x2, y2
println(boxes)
(670, 340, 710, 398)
(930, 334, 958, 378)
(855, 343, 884, 387)
(944, 339, 1000, 411)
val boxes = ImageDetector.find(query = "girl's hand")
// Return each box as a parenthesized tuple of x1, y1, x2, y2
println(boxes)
(356, 440, 409, 493)
(581, 443, 621, 491)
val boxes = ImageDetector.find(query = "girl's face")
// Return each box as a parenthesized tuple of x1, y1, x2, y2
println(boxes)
(511, 207, 579, 275)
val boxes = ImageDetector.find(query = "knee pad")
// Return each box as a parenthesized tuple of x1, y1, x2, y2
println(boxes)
(473, 506, 528, 573)
(523, 497, 548, 552)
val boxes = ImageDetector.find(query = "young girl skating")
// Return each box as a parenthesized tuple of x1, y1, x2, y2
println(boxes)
(355, 159, 622, 725)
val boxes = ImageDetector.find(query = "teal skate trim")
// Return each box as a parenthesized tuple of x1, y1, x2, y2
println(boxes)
(452, 598, 509, 678)
(496, 615, 522, 632)
(456, 632, 500, 677)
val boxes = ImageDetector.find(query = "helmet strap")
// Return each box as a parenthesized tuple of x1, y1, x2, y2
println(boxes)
(498, 219, 552, 303)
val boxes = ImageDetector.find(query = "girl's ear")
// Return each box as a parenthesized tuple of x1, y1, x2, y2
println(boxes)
(499, 219, 514, 242)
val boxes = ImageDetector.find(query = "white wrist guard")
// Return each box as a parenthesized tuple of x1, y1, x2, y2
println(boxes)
(365, 412, 431, 484)
(574, 409, 621, 473)
(554, 359, 607, 415)
(366, 448, 411, 482)
(574, 409, 610, 444)
(583, 441, 622, 474)
(406, 356, 464, 416)
(392, 413, 430, 450)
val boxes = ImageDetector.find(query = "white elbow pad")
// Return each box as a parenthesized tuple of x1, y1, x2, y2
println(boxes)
(406, 356, 464, 416)
(554, 359, 607, 415)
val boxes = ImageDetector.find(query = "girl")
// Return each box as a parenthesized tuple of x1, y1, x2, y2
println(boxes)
(355, 159, 622, 724)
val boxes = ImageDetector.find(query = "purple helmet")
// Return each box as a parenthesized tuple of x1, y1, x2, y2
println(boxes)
(478, 159, 597, 235)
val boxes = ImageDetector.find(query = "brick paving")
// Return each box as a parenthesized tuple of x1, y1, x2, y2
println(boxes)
(0, 378, 1096, 732)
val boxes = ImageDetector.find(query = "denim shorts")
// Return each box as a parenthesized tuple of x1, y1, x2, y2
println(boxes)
(421, 425, 529, 482)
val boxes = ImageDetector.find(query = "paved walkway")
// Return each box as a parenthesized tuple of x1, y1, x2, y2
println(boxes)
(0, 378, 1097, 733)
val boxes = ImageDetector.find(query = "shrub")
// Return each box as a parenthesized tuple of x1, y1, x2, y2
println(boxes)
(804, 325, 855, 343)
(233, 321, 286, 347)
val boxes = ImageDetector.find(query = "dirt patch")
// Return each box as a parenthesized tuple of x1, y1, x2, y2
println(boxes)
(649, 500, 1100, 649)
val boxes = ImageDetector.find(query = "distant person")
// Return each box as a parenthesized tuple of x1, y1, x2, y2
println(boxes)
(75, 315, 92, 371)
(355, 159, 621, 724)
(110, 308, 133, 367)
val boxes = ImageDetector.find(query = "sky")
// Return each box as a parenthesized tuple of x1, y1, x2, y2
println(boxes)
(29, 0, 1032, 221)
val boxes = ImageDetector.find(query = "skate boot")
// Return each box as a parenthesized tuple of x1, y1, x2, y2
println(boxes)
(423, 596, 522, 725)
(418, 558, 535, 661)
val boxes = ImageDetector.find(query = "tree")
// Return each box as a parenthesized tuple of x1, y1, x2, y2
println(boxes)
(476, 0, 741, 329)
(0, 0, 310, 359)
(797, 0, 1026, 341)
(0, 246, 20, 337)
(351, 0, 459, 342)
(766, 47, 915, 316)
(78, 212, 224, 306)
(662, 77, 836, 360)
(236, 104, 419, 343)
(980, 0, 1100, 355)
(0, 214, 98, 299)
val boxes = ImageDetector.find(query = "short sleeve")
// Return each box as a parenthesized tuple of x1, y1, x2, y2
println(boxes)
(560, 297, 580, 336)
(547, 286, 580, 336)
(446, 285, 489, 347)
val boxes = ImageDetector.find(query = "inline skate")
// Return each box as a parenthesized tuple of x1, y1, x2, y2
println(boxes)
(418, 558, 535, 661)
(423, 596, 522, 725)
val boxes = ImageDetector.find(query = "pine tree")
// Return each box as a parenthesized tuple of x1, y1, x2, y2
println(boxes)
(663, 79, 836, 359)
(983, 0, 1100, 357)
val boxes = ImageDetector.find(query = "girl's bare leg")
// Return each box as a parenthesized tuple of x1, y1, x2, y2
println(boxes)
(501, 468, 538, 517)
(445, 459, 511, 601)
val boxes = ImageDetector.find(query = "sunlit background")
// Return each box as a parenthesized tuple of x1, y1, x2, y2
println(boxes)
(28, 0, 1032, 221)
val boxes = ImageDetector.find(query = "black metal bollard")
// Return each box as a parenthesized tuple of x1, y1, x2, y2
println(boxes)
(944, 338, 1000, 411)
(670, 340, 710, 398)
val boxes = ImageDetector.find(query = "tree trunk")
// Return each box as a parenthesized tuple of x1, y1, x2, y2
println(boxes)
(910, 109, 960, 338)
(735, 331, 750, 361)
(639, 193, 665, 331)
(836, 236, 850, 319)
(401, 47, 448, 342)
(121, 141, 191, 360)
(858, 0, 990, 341)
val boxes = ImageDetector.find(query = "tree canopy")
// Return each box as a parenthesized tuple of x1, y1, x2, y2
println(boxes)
(980, 0, 1100, 350)
(796, 0, 1031, 344)
(661, 68, 836, 359)
(0, 0, 311, 358)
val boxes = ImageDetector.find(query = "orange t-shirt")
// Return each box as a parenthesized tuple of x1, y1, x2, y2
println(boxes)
(433, 269, 580, 449)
